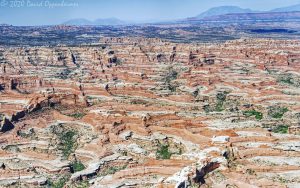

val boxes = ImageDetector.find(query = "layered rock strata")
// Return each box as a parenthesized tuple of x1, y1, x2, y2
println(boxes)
(0, 37, 299, 187)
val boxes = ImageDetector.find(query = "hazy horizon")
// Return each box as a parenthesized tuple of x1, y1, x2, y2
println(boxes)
(1, 0, 300, 26)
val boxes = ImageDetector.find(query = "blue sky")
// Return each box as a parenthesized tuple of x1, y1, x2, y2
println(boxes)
(1, 0, 300, 25)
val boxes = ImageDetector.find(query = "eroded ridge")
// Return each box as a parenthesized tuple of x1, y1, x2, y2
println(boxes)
(0, 37, 300, 187)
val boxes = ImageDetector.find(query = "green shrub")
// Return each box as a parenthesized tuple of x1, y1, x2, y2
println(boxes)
(68, 112, 86, 119)
(115, 58, 123, 66)
(165, 69, 178, 83)
(215, 101, 224, 112)
(268, 106, 288, 119)
(99, 165, 127, 176)
(214, 91, 229, 112)
(273, 125, 288, 134)
(277, 74, 294, 85)
(163, 67, 179, 93)
(48, 177, 68, 188)
(59, 130, 77, 158)
(243, 110, 263, 120)
(156, 144, 172, 159)
(203, 105, 211, 113)
(71, 160, 85, 172)
(203, 92, 229, 113)
(74, 180, 89, 188)
(216, 92, 228, 101)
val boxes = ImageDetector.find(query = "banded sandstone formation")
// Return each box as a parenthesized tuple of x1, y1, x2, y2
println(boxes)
(0, 37, 300, 187)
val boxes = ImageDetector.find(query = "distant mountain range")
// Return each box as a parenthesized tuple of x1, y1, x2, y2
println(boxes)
(195, 6, 258, 19)
(200, 11, 300, 22)
(0, 24, 12, 26)
(63, 18, 125, 26)
(191, 4, 300, 19)
(271, 4, 300, 12)
(62, 4, 300, 26)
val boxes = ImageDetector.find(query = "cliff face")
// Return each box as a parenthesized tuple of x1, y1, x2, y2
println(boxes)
(0, 37, 300, 187)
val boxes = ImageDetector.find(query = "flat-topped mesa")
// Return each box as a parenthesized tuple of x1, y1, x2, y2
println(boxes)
(99, 37, 165, 45)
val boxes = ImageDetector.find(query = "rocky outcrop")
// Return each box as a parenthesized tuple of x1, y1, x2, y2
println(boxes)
(0, 116, 14, 132)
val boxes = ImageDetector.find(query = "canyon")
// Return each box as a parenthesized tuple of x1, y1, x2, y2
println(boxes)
(0, 36, 300, 187)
